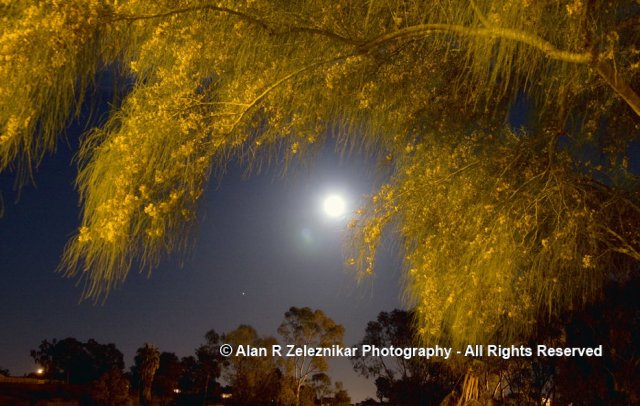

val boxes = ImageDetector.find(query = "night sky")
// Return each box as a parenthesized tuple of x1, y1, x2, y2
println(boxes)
(0, 104, 404, 400)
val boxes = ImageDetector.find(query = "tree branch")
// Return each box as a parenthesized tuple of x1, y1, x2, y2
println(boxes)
(359, 24, 592, 63)
(111, 5, 271, 31)
(360, 23, 640, 117)
(469, 0, 490, 28)
(595, 61, 640, 117)
(115, 6, 640, 117)
(228, 53, 352, 131)
(111, 6, 358, 46)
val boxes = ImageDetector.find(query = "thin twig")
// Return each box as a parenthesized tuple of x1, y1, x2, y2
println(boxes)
(470, 0, 490, 28)
(228, 54, 354, 131)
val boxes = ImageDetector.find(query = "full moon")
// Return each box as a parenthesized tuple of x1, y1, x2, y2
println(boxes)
(323, 194, 346, 218)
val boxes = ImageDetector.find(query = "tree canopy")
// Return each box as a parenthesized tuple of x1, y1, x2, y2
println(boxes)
(30, 337, 124, 384)
(152, 351, 182, 404)
(278, 307, 345, 406)
(223, 325, 282, 406)
(90, 368, 130, 406)
(2, 0, 640, 346)
(352, 309, 457, 404)
(133, 343, 160, 405)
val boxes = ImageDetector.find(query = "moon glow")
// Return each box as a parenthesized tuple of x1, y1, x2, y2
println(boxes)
(323, 194, 346, 218)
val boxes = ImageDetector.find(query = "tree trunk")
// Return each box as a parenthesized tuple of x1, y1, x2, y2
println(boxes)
(295, 381, 302, 406)
(140, 379, 152, 406)
(457, 371, 480, 406)
(203, 372, 210, 406)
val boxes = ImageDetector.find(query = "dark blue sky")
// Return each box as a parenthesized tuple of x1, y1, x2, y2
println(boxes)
(0, 117, 404, 400)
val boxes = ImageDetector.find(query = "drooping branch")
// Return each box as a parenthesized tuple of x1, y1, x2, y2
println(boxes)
(359, 23, 640, 117)
(359, 24, 593, 63)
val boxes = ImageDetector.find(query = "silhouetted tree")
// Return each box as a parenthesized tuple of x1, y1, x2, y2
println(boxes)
(134, 343, 160, 406)
(352, 310, 414, 383)
(331, 382, 351, 406)
(30, 337, 124, 384)
(195, 329, 223, 403)
(91, 368, 130, 406)
(551, 278, 640, 404)
(169, 331, 223, 404)
(352, 310, 458, 404)
(175, 355, 203, 403)
(153, 352, 182, 405)
(374, 377, 391, 403)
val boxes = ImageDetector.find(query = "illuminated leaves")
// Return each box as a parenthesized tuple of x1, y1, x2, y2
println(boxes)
(0, 1, 639, 346)
(350, 130, 640, 346)
(0, 0, 108, 174)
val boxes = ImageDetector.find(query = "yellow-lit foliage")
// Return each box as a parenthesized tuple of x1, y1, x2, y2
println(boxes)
(0, 0, 107, 176)
(1, 1, 639, 345)
(349, 130, 640, 346)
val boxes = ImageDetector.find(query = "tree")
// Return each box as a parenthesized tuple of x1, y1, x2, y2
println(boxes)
(2, 0, 640, 370)
(153, 352, 182, 406)
(276, 374, 298, 406)
(0, 367, 9, 376)
(30, 337, 124, 384)
(352, 310, 415, 383)
(91, 368, 131, 406)
(310, 373, 332, 406)
(222, 325, 281, 406)
(550, 277, 640, 404)
(134, 343, 160, 406)
(352, 309, 458, 405)
(169, 331, 223, 404)
(194, 329, 223, 403)
(278, 307, 344, 406)
(175, 355, 203, 402)
(331, 381, 351, 406)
